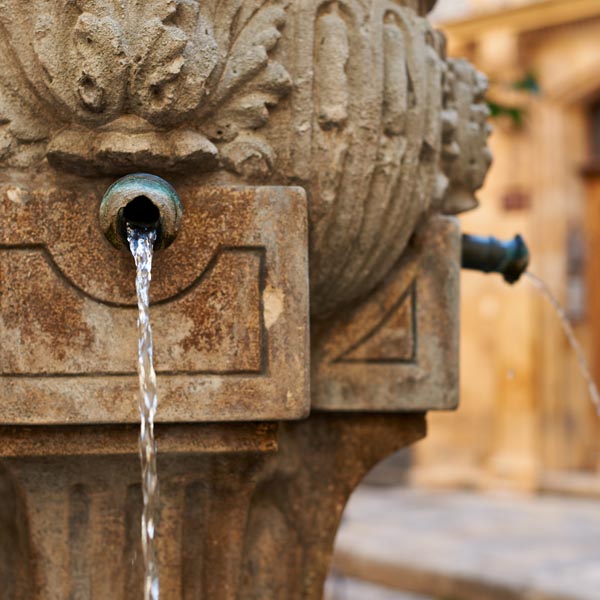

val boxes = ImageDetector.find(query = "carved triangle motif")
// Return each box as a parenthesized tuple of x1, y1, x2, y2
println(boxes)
(335, 280, 416, 364)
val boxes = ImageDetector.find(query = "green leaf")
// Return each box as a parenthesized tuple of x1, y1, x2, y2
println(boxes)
(486, 100, 526, 128)
(512, 71, 541, 95)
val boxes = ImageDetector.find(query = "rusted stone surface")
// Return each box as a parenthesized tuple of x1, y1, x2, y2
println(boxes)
(0, 423, 279, 458)
(0, 414, 425, 599)
(312, 216, 461, 411)
(0, 178, 309, 424)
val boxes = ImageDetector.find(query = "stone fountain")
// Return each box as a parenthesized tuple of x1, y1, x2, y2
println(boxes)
(0, 0, 492, 597)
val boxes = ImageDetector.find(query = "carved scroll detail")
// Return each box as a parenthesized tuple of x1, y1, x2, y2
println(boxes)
(440, 58, 493, 214)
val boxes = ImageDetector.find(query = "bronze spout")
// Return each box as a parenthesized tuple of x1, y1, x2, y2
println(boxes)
(99, 173, 183, 250)
(461, 234, 530, 284)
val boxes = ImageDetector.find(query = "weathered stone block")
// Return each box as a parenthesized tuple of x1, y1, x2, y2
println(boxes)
(312, 216, 460, 411)
(0, 180, 309, 424)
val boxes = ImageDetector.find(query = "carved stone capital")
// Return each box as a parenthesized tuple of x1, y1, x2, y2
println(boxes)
(0, 0, 490, 316)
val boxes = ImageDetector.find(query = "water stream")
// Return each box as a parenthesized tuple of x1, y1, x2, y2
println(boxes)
(128, 225, 160, 600)
(525, 272, 600, 416)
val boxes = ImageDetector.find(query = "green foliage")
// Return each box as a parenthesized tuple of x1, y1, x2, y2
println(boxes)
(487, 100, 525, 127)
(512, 71, 541, 95)
(487, 72, 540, 128)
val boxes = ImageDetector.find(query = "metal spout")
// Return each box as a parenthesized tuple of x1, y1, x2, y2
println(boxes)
(461, 233, 530, 284)
(99, 173, 183, 250)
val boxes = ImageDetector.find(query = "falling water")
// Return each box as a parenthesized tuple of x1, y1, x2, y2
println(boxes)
(525, 272, 600, 416)
(128, 225, 160, 600)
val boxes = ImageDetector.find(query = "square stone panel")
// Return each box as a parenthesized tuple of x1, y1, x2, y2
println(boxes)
(312, 216, 460, 412)
(0, 183, 309, 424)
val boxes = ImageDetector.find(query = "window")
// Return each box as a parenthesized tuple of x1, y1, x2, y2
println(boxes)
(589, 99, 600, 159)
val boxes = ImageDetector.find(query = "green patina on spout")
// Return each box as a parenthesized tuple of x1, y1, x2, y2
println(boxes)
(461, 233, 530, 284)
(99, 173, 183, 251)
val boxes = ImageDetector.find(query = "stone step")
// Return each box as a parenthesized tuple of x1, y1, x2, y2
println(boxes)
(331, 486, 600, 600)
(325, 575, 433, 600)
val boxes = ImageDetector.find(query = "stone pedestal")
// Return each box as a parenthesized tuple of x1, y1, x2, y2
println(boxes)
(0, 416, 424, 598)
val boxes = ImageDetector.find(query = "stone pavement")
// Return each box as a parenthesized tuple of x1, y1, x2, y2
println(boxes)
(330, 486, 600, 600)
(325, 575, 432, 599)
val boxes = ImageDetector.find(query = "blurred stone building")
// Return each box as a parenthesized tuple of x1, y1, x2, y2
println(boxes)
(412, 0, 600, 492)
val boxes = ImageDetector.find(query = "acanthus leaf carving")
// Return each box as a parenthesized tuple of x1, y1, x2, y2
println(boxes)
(201, 2, 292, 176)
(0, 0, 291, 177)
(72, 13, 128, 116)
